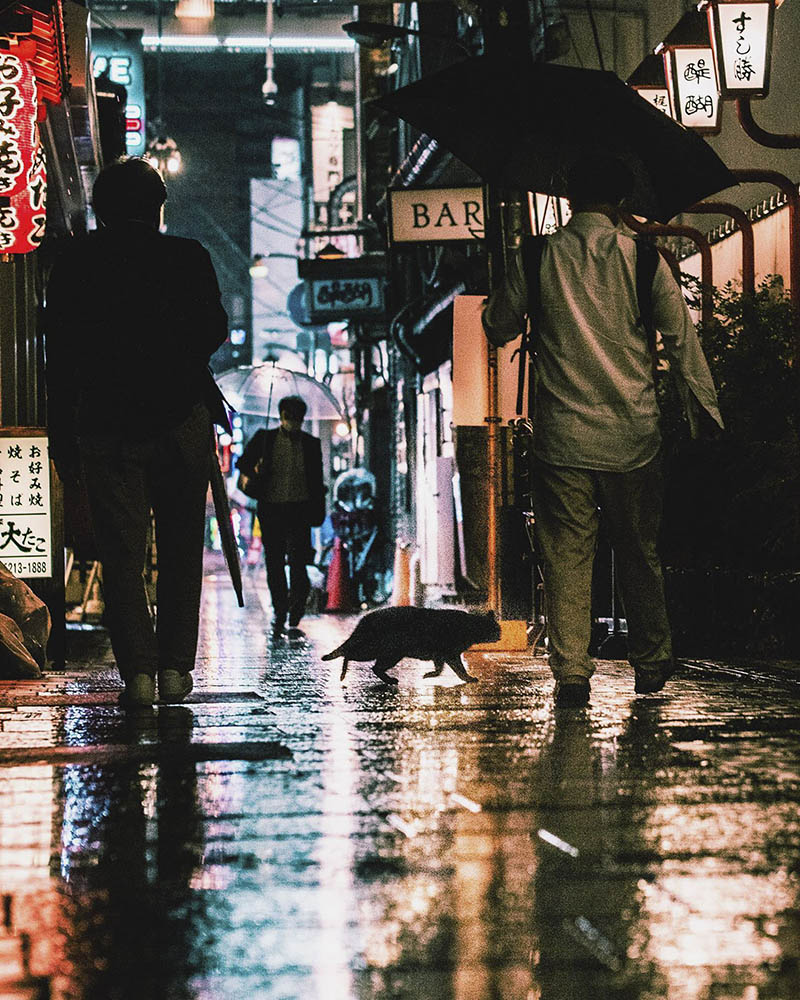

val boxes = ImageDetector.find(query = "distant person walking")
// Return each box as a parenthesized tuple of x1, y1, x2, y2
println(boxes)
(45, 157, 228, 707)
(237, 395, 325, 637)
(482, 156, 723, 707)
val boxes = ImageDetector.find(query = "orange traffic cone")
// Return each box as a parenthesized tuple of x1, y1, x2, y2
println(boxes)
(325, 537, 355, 612)
(391, 541, 411, 606)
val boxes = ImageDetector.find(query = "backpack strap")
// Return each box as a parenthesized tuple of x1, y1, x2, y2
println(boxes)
(634, 236, 660, 361)
(514, 235, 547, 416)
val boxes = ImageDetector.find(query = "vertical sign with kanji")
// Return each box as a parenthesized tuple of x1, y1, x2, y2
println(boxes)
(667, 45, 722, 133)
(0, 433, 52, 578)
(711, 2, 774, 98)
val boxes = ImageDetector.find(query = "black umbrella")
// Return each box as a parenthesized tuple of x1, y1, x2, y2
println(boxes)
(374, 57, 737, 223)
(209, 441, 244, 608)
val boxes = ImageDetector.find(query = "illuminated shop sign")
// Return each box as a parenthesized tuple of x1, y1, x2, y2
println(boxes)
(309, 276, 384, 317)
(664, 44, 721, 132)
(389, 188, 485, 243)
(92, 30, 146, 156)
(0, 432, 52, 579)
(0, 49, 46, 255)
(0, 50, 38, 198)
(709, 1, 775, 98)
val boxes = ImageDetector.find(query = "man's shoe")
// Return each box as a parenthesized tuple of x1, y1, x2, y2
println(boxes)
(121, 673, 155, 708)
(634, 660, 677, 695)
(158, 670, 194, 704)
(554, 676, 590, 707)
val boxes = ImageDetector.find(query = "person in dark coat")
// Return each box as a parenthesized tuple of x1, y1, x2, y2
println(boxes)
(44, 157, 228, 707)
(237, 395, 325, 636)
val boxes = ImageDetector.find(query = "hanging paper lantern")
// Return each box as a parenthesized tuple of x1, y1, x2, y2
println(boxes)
(0, 49, 39, 198)
(0, 139, 46, 255)
(707, 0, 777, 99)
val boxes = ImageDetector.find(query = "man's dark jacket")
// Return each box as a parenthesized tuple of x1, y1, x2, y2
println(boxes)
(238, 427, 326, 527)
(44, 221, 228, 469)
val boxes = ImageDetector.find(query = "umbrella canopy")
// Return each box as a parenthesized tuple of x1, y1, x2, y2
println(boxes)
(216, 364, 343, 420)
(374, 57, 737, 224)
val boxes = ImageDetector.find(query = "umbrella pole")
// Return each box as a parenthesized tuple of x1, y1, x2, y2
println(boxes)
(481, 1, 533, 619)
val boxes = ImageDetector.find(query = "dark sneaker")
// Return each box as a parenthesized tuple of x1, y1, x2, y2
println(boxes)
(120, 673, 155, 708)
(634, 660, 677, 694)
(158, 670, 193, 704)
(554, 677, 590, 707)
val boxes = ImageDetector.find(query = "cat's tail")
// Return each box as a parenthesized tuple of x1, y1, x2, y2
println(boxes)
(321, 644, 345, 661)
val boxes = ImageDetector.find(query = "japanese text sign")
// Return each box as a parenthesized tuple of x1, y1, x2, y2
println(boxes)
(0, 50, 38, 199)
(309, 276, 384, 318)
(636, 88, 674, 118)
(389, 188, 485, 243)
(710, 2, 774, 97)
(666, 46, 721, 133)
(0, 141, 47, 254)
(0, 435, 52, 578)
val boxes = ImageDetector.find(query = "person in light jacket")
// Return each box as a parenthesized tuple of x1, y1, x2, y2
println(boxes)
(482, 155, 723, 708)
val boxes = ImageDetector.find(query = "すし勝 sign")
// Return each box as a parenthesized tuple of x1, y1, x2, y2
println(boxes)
(710, 1, 775, 98)
(389, 188, 485, 243)
(0, 434, 52, 579)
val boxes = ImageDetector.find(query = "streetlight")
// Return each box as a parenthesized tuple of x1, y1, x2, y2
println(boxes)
(249, 252, 302, 278)
(146, 133, 183, 176)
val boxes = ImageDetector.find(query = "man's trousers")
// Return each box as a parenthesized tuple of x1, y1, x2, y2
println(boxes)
(81, 403, 211, 682)
(256, 501, 312, 625)
(531, 454, 673, 681)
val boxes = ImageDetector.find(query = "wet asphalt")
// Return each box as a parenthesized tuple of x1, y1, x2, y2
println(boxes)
(1, 563, 799, 1000)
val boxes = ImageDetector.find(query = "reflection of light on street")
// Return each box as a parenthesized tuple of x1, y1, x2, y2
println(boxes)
(637, 870, 790, 998)
(198, 568, 225, 685)
(537, 827, 580, 858)
(312, 665, 358, 998)
(0, 764, 53, 888)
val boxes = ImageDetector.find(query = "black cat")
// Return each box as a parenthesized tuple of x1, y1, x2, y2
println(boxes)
(322, 606, 501, 684)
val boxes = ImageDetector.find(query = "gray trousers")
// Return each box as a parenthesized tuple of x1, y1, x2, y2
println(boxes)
(81, 403, 212, 681)
(531, 455, 673, 681)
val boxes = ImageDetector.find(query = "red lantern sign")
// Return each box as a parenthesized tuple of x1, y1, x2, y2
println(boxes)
(0, 141, 47, 255)
(0, 50, 38, 198)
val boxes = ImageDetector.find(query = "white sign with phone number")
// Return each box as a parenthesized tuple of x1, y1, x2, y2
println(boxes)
(0, 435, 51, 578)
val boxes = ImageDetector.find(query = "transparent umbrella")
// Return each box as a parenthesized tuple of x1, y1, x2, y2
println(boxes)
(215, 363, 343, 420)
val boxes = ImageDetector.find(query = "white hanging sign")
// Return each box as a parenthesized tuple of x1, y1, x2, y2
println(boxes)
(0, 433, 52, 578)
(668, 46, 721, 132)
(712, 2, 774, 96)
(389, 188, 485, 243)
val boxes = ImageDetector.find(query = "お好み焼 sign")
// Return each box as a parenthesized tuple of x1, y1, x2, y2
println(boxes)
(389, 188, 485, 243)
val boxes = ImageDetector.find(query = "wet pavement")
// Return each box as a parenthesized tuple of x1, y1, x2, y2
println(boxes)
(1, 563, 799, 1000)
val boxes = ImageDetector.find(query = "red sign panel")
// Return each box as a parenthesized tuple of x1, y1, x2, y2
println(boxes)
(0, 50, 38, 198)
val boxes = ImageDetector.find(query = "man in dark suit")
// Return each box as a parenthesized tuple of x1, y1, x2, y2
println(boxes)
(44, 157, 228, 707)
(237, 395, 325, 637)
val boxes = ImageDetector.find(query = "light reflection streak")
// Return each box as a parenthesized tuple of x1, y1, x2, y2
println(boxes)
(312, 662, 358, 998)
